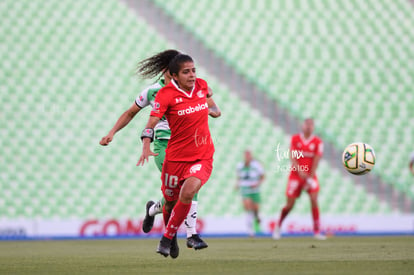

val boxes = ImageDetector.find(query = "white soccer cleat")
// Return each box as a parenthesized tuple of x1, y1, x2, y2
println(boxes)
(314, 233, 327, 240)
(272, 226, 281, 240)
(150, 200, 163, 216)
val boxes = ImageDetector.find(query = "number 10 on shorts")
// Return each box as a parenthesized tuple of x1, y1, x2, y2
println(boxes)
(164, 173, 178, 188)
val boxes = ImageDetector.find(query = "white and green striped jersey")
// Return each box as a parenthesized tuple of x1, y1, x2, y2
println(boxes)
(135, 80, 171, 140)
(236, 160, 264, 194)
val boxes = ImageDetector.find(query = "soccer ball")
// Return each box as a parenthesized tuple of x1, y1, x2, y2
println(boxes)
(342, 142, 376, 175)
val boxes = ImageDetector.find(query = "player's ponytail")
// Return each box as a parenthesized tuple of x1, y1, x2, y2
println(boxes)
(168, 54, 193, 76)
(136, 49, 180, 79)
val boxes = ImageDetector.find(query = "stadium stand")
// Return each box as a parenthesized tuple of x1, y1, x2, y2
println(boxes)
(152, 0, 414, 198)
(0, 0, 396, 222)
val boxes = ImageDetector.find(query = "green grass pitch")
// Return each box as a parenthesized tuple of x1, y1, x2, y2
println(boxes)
(1, 236, 413, 274)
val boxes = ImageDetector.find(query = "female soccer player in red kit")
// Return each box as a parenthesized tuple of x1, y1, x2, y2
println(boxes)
(273, 118, 326, 240)
(137, 53, 215, 258)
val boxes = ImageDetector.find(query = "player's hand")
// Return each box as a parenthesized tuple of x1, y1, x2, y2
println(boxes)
(100, 134, 113, 146)
(208, 106, 221, 118)
(136, 141, 158, 166)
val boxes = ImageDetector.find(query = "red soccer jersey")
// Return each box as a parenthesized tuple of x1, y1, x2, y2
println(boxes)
(290, 133, 323, 177)
(150, 78, 214, 162)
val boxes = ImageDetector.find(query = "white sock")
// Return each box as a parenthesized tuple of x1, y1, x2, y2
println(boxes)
(185, 201, 198, 238)
(149, 200, 162, 216)
(246, 211, 255, 236)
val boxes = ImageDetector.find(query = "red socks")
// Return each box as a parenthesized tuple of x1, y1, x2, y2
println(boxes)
(162, 205, 171, 227)
(278, 206, 320, 234)
(164, 200, 191, 239)
(278, 205, 320, 234)
(278, 206, 290, 227)
(312, 206, 320, 233)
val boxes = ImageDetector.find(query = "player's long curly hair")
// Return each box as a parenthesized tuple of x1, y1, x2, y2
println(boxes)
(136, 49, 180, 79)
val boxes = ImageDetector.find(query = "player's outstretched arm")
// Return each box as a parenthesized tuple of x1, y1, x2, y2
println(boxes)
(100, 103, 141, 146)
(137, 116, 161, 166)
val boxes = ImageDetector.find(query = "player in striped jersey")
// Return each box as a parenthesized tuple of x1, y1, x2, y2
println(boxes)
(236, 150, 265, 236)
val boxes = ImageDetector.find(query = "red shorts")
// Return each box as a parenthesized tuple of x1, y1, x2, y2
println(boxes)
(161, 158, 213, 202)
(286, 173, 319, 198)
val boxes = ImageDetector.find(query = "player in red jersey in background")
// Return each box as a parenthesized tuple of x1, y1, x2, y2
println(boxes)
(273, 118, 326, 240)
(137, 53, 216, 258)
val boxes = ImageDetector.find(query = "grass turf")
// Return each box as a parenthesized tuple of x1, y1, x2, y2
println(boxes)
(0, 236, 413, 274)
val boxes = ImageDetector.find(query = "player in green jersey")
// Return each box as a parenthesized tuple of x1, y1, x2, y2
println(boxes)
(236, 150, 265, 236)
(100, 50, 220, 249)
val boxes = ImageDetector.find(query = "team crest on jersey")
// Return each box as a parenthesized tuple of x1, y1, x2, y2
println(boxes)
(164, 189, 174, 197)
(152, 102, 160, 113)
(309, 143, 315, 151)
(197, 90, 204, 98)
(190, 164, 202, 174)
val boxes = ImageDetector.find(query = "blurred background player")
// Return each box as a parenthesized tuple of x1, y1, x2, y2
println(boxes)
(236, 150, 265, 236)
(99, 50, 220, 250)
(272, 118, 326, 240)
(410, 152, 414, 176)
(138, 53, 216, 258)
